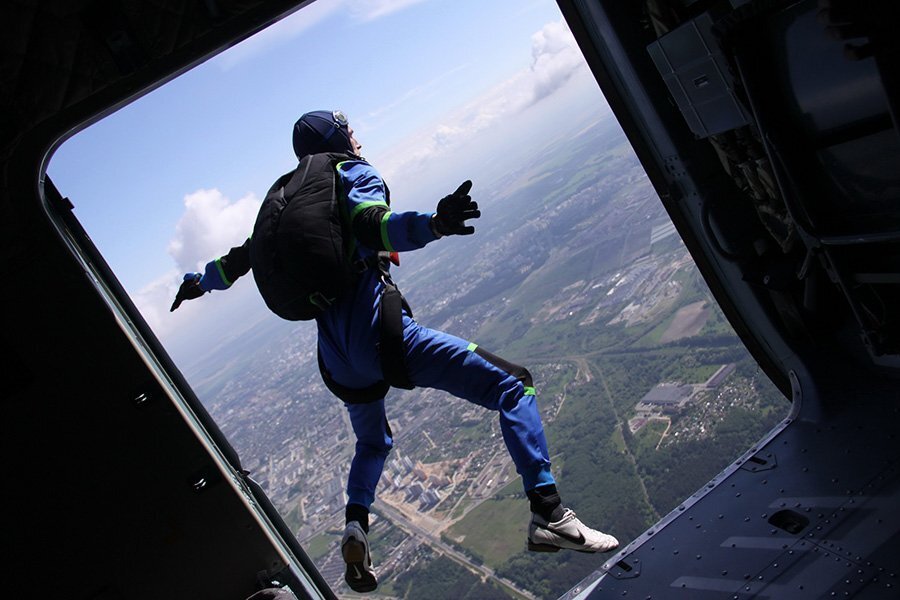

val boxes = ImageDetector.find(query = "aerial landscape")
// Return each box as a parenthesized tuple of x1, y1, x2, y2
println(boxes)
(184, 113, 787, 599)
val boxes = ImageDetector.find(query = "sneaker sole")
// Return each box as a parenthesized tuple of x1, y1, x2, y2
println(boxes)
(527, 539, 613, 554)
(342, 540, 377, 593)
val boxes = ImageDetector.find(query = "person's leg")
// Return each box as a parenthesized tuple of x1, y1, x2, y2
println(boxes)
(317, 324, 390, 524)
(402, 319, 554, 492)
(335, 400, 390, 593)
(344, 399, 393, 529)
(317, 329, 389, 593)
(401, 318, 618, 553)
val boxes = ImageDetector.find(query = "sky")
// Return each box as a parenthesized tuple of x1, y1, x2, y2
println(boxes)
(47, 0, 611, 356)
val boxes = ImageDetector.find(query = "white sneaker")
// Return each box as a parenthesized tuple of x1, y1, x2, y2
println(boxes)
(527, 508, 619, 553)
(341, 521, 377, 593)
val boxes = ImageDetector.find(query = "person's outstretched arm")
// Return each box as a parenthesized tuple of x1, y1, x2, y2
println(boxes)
(339, 160, 478, 253)
(170, 238, 251, 311)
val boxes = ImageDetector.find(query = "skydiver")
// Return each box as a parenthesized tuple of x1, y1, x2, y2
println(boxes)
(172, 110, 619, 593)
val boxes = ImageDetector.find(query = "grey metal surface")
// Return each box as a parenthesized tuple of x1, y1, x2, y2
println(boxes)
(647, 13, 751, 138)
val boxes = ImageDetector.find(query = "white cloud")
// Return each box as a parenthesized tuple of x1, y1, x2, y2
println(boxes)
(529, 19, 584, 103)
(375, 70, 530, 180)
(347, 0, 430, 21)
(133, 268, 184, 337)
(375, 19, 588, 182)
(137, 188, 260, 341)
(167, 188, 260, 273)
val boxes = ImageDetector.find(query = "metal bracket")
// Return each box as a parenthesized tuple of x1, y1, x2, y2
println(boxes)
(739, 451, 777, 473)
(607, 557, 642, 580)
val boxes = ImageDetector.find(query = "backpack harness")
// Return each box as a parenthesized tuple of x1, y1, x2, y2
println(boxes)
(250, 152, 413, 403)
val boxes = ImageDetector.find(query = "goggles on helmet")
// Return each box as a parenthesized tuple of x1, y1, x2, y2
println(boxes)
(321, 110, 349, 141)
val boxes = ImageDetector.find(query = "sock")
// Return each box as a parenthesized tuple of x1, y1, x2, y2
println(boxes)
(526, 484, 565, 522)
(345, 503, 370, 533)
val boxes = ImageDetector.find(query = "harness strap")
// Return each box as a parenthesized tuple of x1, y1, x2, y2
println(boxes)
(373, 251, 414, 390)
(379, 278, 414, 390)
(317, 252, 415, 403)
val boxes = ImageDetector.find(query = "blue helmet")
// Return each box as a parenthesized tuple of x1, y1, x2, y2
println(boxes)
(292, 110, 354, 160)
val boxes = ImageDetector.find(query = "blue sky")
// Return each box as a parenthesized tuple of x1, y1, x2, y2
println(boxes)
(47, 0, 610, 351)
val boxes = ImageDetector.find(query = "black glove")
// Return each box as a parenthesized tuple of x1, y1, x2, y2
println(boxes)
(170, 273, 205, 312)
(432, 180, 479, 236)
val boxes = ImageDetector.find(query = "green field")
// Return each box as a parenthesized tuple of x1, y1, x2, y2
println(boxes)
(632, 419, 668, 455)
(444, 479, 530, 568)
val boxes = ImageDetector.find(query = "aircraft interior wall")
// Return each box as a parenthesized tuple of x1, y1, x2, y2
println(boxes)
(2, 0, 897, 598)
(2, 2, 332, 598)
(557, 0, 899, 596)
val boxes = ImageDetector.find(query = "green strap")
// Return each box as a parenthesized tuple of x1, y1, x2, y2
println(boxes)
(380, 211, 395, 252)
(467, 342, 478, 352)
(351, 200, 389, 220)
(214, 258, 232, 287)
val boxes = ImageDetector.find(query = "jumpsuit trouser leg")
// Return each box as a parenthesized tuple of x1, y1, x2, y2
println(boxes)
(343, 316, 555, 510)
(345, 399, 393, 510)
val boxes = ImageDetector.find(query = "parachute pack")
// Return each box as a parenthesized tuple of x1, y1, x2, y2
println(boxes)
(249, 152, 359, 321)
(248, 151, 413, 397)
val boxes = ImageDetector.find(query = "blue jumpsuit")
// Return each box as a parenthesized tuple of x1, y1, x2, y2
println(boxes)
(318, 160, 555, 511)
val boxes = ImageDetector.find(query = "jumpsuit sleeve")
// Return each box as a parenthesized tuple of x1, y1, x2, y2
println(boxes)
(207, 238, 251, 288)
(337, 160, 439, 253)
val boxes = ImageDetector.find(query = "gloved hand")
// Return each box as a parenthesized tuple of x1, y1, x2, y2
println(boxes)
(170, 273, 204, 312)
(432, 180, 479, 236)
(169, 260, 231, 311)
